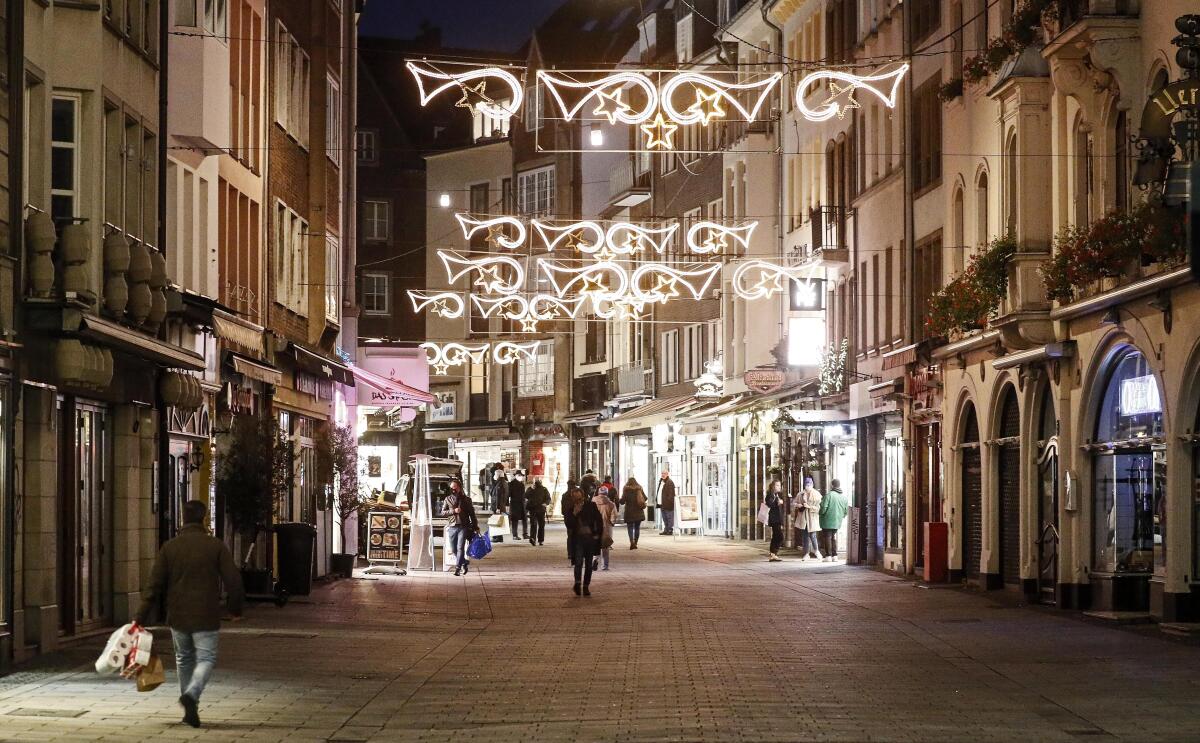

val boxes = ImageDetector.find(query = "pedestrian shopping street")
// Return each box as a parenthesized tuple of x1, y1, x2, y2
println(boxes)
(2, 528, 1197, 743)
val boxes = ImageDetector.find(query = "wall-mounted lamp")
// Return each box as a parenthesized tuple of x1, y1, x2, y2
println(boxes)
(439, 193, 451, 208)
(589, 125, 604, 147)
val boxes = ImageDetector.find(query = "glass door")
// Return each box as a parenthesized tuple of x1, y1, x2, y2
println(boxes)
(59, 399, 110, 634)
(1036, 438, 1059, 603)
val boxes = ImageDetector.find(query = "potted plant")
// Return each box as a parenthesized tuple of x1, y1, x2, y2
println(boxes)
(216, 413, 292, 594)
(326, 424, 371, 578)
(926, 235, 1016, 338)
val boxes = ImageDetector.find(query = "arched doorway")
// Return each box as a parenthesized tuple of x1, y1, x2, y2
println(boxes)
(960, 404, 982, 580)
(996, 386, 1021, 586)
(1091, 347, 1164, 611)
(1035, 387, 1059, 604)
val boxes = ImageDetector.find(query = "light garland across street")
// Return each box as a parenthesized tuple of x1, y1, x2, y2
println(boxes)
(419, 340, 541, 376)
(794, 64, 909, 122)
(407, 61, 524, 120)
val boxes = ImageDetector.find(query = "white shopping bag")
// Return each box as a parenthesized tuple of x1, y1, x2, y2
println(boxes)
(95, 622, 153, 675)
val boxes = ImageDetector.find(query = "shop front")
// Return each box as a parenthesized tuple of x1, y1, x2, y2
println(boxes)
(680, 416, 731, 537)
(731, 409, 778, 542)
(528, 423, 570, 496)
(446, 434, 522, 504)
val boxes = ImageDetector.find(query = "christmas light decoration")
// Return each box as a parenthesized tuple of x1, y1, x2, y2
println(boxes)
(455, 214, 527, 249)
(531, 220, 606, 253)
(408, 61, 524, 120)
(631, 263, 721, 302)
(438, 251, 525, 294)
(538, 259, 629, 300)
(529, 294, 586, 320)
(419, 342, 489, 376)
(685, 221, 757, 254)
(537, 71, 659, 125)
(469, 294, 527, 320)
(407, 291, 466, 319)
(731, 260, 818, 301)
(605, 223, 677, 255)
(660, 72, 782, 127)
(795, 64, 909, 122)
(640, 113, 678, 150)
(492, 341, 541, 364)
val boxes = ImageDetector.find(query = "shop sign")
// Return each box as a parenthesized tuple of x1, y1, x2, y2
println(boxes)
(529, 444, 546, 477)
(366, 511, 405, 563)
(744, 367, 785, 394)
(1133, 17, 1200, 187)
(680, 419, 721, 437)
(1119, 374, 1161, 416)
(531, 423, 566, 440)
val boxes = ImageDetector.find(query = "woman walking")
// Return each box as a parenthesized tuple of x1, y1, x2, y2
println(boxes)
(561, 479, 583, 564)
(795, 477, 824, 560)
(619, 477, 647, 549)
(765, 479, 785, 562)
(570, 494, 604, 596)
(441, 480, 478, 576)
(593, 485, 618, 570)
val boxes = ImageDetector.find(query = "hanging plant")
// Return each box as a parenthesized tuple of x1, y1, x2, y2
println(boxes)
(960, 0, 1060, 84)
(925, 234, 1017, 338)
(1042, 202, 1186, 303)
(938, 77, 964, 102)
(818, 339, 849, 396)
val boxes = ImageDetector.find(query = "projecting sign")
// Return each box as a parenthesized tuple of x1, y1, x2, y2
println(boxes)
(744, 367, 786, 394)
(790, 277, 825, 311)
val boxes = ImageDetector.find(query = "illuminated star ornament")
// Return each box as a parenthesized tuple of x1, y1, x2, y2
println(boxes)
(592, 88, 633, 125)
(686, 89, 726, 126)
(731, 260, 818, 301)
(455, 80, 491, 111)
(407, 61, 524, 120)
(474, 265, 508, 294)
(641, 113, 679, 150)
(823, 81, 860, 120)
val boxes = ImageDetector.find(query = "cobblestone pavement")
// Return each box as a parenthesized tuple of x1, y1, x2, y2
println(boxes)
(3, 526, 1200, 742)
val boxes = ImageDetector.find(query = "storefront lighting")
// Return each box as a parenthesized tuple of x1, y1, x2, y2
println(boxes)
(439, 193, 452, 208)
(589, 125, 604, 147)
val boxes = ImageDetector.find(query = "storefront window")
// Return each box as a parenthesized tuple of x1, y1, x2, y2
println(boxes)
(1092, 348, 1165, 573)
(884, 435, 904, 551)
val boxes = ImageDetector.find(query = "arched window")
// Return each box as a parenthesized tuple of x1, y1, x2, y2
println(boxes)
(1114, 110, 1130, 213)
(952, 185, 966, 275)
(997, 386, 1021, 585)
(1035, 387, 1059, 602)
(975, 170, 989, 249)
(1092, 347, 1165, 573)
(1073, 116, 1094, 226)
(1003, 132, 1018, 236)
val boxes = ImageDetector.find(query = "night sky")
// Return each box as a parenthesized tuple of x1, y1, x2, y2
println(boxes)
(360, 0, 570, 51)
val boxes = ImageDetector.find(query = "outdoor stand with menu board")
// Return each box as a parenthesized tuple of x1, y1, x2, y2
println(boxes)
(364, 511, 407, 576)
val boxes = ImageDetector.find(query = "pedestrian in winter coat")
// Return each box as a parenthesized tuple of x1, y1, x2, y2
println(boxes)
(135, 500, 244, 729)
(508, 476, 528, 541)
(570, 496, 604, 596)
(765, 480, 785, 562)
(525, 479, 551, 546)
(657, 471, 677, 534)
(619, 477, 647, 548)
(794, 477, 824, 560)
(593, 485, 618, 570)
(441, 485, 478, 576)
(490, 473, 508, 513)
(819, 479, 850, 561)
(580, 470, 599, 497)
(561, 479, 584, 563)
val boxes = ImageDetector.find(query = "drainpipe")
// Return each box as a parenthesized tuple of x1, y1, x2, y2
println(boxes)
(901, 0, 917, 575)
(155, 0, 172, 543)
(4, 0, 25, 659)
(760, 1, 786, 322)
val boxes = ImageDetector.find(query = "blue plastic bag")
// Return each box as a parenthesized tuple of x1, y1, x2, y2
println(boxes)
(467, 532, 492, 560)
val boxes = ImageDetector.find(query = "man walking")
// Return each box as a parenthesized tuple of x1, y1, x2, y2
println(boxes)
(819, 478, 850, 561)
(508, 471, 528, 541)
(136, 500, 244, 728)
(490, 471, 508, 514)
(526, 477, 551, 545)
(657, 470, 676, 535)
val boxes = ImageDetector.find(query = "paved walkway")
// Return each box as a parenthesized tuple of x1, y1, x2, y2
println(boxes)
(2, 526, 1199, 742)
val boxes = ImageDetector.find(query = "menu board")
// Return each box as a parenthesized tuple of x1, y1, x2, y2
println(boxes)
(676, 495, 701, 529)
(366, 511, 405, 563)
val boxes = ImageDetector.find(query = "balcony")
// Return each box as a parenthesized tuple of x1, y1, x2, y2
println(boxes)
(168, 26, 230, 152)
(607, 360, 654, 399)
(608, 160, 651, 209)
(1050, 0, 1138, 34)
(792, 206, 851, 266)
(572, 372, 610, 412)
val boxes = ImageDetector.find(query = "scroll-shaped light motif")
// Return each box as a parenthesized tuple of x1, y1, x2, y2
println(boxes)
(795, 64, 909, 122)
(407, 61, 524, 119)
(538, 259, 629, 299)
(732, 260, 818, 300)
(529, 294, 587, 320)
(419, 342, 490, 376)
(660, 72, 783, 127)
(605, 223, 677, 256)
(437, 251, 525, 294)
(407, 291, 466, 319)
(531, 220, 606, 253)
(537, 71, 659, 125)
(686, 221, 757, 254)
(631, 263, 721, 303)
(591, 297, 648, 320)
(469, 294, 527, 320)
(454, 214, 527, 249)
(492, 341, 541, 365)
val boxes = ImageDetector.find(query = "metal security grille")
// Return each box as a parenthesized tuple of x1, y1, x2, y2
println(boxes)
(962, 448, 982, 579)
(998, 388, 1021, 585)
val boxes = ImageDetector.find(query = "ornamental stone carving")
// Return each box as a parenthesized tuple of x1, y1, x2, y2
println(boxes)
(127, 240, 152, 325)
(146, 248, 168, 331)
(103, 232, 131, 315)
(27, 212, 56, 297)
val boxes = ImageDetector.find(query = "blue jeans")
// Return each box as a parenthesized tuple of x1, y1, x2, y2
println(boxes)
(171, 629, 219, 701)
(661, 510, 674, 532)
(447, 525, 469, 568)
(626, 520, 641, 542)
(800, 529, 822, 556)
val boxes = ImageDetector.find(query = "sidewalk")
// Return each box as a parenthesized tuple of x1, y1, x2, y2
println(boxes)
(2, 526, 1198, 741)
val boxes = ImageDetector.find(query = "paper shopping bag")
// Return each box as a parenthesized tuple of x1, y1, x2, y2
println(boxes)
(136, 653, 166, 692)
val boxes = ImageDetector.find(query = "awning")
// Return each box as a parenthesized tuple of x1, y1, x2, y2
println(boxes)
(79, 315, 205, 371)
(869, 379, 902, 399)
(290, 343, 354, 385)
(212, 311, 266, 358)
(724, 378, 818, 417)
(229, 353, 282, 385)
(991, 342, 1075, 370)
(599, 393, 699, 434)
(882, 343, 918, 370)
(350, 364, 435, 406)
(679, 394, 747, 424)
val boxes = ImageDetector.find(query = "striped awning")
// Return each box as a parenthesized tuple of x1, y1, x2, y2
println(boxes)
(351, 365, 436, 406)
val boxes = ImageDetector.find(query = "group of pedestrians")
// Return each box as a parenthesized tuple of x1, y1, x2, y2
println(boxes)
(556, 472, 653, 596)
(764, 477, 850, 563)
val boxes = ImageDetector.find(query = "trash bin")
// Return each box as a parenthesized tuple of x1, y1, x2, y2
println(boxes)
(275, 523, 316, 596)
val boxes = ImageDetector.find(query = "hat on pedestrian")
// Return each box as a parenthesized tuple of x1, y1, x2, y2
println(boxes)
(803, 476, 814, 487)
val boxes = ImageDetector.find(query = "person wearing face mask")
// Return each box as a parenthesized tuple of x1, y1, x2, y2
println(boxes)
(794, 476, 824, 561)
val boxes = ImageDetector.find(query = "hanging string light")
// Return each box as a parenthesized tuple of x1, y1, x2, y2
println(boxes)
(731, 260, 818, 300)
(795, 64, 909, 122)
(407, 61, 524, 119)
(407, 291, 466, 319)
(455, 214, 527, 249)
(685, 221, 757, 254)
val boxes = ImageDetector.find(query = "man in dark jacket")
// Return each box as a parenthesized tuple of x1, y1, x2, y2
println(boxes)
(580, 469, 599, 497)
(570, 496, 604, 596)
(136, 500, 244, 728)
(657, 470, 677, 535)
(508, 472, 528, 540)
(525, 478, 551, 546)
(490, 472, 508, 513)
